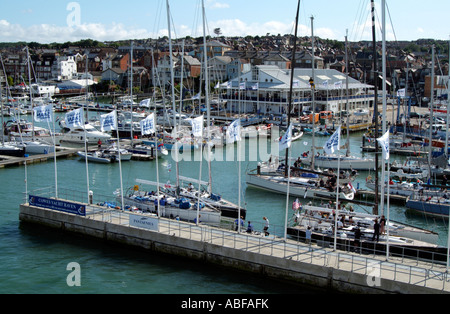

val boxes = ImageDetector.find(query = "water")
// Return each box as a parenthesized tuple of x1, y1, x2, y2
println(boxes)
(1, 113, 448, 294)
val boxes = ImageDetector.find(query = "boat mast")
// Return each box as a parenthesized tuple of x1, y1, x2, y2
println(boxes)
(26, 47, 34, 142)
(428, 45, 435, 179)
(202, 0, 212, 193)
(285, 0, 301, 177)
(345, 31, 350, 156)
(371, 0, 380, 215)
(166, 0, 177, 132)
(310, 16, 316, 170)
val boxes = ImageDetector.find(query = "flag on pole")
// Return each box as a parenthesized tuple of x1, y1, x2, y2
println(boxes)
(239, 82, 246, 90)
(323, 126, 341, 155)
(190, 115, 204, 138)
(100, 110, 117, 132)
(396, 88, 406, 98)
(214, 82, 220, 89)
(377, 130, 390, 160)
(226, 119, 241, 144)
(140, 113, 156, 135)
(292, 198, 300, 210)
(279, 124, 293, 151)
(65, 108, 84, 128)
(33, 104, 53, 123)
(192, 92, 201, 100)
(227, 81, 232, 89)
(348, 182, 356, 194)
(252, 83, 259, 90)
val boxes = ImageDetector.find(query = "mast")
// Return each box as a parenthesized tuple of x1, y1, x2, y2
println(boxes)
(202, 0, 212, 192)
(26, 47, 34, 142)
(130, 41, 134, 140)
(166, 0, 177, 131)
(428, 45, 435, 178)
(345, 31, 350, 156)
(371, 0, 380, 215)
(284, 0, 301, 177)
(310, 16, 316, 170)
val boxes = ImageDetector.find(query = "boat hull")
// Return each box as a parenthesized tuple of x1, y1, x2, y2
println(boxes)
(246, 173, 354, 200)
(300, 156, 377, 171)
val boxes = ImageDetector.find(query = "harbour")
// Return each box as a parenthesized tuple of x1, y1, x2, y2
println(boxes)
(1, 0, 450, 299)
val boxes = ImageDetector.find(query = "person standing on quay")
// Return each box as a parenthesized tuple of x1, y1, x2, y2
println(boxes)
(372, 219, 380, 242)
(263, 216, 270, 236)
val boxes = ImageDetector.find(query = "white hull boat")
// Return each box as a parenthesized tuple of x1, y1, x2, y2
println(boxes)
(246, 172, 354, 201)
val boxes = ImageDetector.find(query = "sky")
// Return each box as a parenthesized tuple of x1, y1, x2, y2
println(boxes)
(0, 0, 449, 44)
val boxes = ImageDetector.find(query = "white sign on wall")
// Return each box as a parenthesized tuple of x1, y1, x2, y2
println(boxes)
(129, 215, 159, 231)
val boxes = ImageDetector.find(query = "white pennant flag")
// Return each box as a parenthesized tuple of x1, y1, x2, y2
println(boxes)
(33, 104, 53, 123)
(279, 124, 292, 151)
(190, 115, 204, 138)
(100, 110, 117, 132)
(226, 119, 241, 144)
(377, 130, 390, 160)
(140, 113, 156, 135)
(65, 108, 84, 128)
(323, 126, 341, 155)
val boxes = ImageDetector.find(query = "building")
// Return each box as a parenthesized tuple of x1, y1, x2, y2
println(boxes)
(220, 65, 373, 115)
(52, 55, 77, 80)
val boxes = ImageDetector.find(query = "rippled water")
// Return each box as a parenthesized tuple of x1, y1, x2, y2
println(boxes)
(0, 114, 448, 294)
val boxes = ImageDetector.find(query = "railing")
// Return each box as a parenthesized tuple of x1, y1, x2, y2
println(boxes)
(25, 186, 450, 292)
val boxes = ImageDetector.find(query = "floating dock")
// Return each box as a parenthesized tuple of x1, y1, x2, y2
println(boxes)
(19, 195, 450, 294)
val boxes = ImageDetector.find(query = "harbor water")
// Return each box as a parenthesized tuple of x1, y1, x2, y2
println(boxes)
(1, 112, 448, 294)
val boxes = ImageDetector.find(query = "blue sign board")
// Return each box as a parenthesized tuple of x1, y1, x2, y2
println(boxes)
(29, 195, 86, 216)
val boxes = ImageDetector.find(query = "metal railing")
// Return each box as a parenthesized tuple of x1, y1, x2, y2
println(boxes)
(25, 186, 450, 292)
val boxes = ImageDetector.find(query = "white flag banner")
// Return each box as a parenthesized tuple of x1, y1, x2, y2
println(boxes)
(65, 108, 84, 128)
(190, 115, 204, 138)
(396, 88, 406, 98)
(377, 130, 390, 160)
(226, 119, 241, 144)
(100, 110, 117, 132)
(140, 113, 156, 135)
(323, 126, 341, 155)
(139, 99, 151, 108)
(279, 124, 293, 151)
(33, 104, 53, 123)
(239, 82, 246, 90)
(334, 81, 343, 89)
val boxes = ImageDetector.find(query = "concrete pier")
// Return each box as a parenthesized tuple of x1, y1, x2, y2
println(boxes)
(18, 199, 450, 294)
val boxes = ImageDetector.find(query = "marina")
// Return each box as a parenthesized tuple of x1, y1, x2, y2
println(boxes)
(1, 0, 450, 298)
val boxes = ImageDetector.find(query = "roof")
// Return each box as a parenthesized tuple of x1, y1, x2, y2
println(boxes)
(221, 65, 372, 91)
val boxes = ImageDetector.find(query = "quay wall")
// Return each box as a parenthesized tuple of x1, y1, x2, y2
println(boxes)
(19, 204, 442, 294)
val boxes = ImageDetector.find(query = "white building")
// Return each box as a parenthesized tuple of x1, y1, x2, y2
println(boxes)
(52, 56, 77, 80)
(220, 65, 374, 115)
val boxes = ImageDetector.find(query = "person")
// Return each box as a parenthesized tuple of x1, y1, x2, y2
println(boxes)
(235, 216, 245, 231)
(372, 219, 380, 242)
(354, 226, 361, 252)
(263, 216, 270, 236)
(98, 139, 102, 149)
(305, 226, 312, 245)
(194, 214, 201, 224)
(379, 215, 386, 234)
(246, 221, 254, 234)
